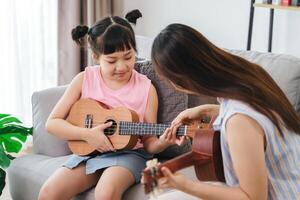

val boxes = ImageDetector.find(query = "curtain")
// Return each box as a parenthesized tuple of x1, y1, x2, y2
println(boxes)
(0, 0, 58, 126)
(57, 0, 112, 85)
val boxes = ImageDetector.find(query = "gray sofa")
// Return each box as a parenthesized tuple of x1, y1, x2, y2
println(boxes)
(7, 36, 300, 200)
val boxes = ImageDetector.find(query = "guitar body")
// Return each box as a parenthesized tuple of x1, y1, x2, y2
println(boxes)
(192, 129, 224, 182)
(67, 99, 139, 156)
(143, 127, 225, 194)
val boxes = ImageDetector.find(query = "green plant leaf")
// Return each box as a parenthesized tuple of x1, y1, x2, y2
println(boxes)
(0, 114, 32, 169)
(0, 115, 22, 126)
(0, 124, 32, 135)
(0, 168, 6, 196)
(0, 146, 10, 169)
(0, 114, 10, 119)
(0, 115, 33, 154)
(0, 133, 27, 153)
(6, 154, 15, 160)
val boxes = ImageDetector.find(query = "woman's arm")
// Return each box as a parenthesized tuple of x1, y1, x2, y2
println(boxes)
(158, 114, 268, 200)
(172, 104, 220, 125)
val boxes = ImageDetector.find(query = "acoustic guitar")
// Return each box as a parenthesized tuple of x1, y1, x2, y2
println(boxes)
(142, 128, 225, 196)
(66, 98, 211, 156)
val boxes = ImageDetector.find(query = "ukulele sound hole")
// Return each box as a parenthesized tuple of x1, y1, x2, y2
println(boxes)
(104, 119, 117, 135)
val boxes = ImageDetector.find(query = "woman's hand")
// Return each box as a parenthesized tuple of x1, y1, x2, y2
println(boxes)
(172, 104, 220, 125)
(159, 123, 186, 147)
(158, 166, 191, 191)
(83, 121, 116, 153)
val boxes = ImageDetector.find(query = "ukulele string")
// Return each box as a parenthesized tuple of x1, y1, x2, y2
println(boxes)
(82, 122, 186, 135)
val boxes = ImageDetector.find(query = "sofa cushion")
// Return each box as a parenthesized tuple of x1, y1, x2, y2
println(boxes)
(32, 85, 71, 157)
(135, 59, 188, 124)
(228, 50, 300, 115)
(8, 154, 70, 200)
(134, 59, 191, 158)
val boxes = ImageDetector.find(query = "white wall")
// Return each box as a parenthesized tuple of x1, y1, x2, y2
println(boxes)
(113, 0, 300, 58)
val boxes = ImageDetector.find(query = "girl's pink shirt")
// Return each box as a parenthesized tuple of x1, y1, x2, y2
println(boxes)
(81, 66, 152, 149)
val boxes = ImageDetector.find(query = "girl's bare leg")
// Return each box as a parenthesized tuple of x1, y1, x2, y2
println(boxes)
(38, 164, 101, 200)
(94, 166, 135, 200)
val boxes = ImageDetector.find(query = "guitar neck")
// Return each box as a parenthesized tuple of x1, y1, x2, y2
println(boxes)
(119, 121, 187, 136)
(155, 151, 212, 179)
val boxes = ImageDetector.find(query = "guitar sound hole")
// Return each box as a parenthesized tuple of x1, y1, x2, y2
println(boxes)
(104, 119, 117, 135)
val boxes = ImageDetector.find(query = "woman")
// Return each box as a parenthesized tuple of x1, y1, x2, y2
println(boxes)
(147, 23, 300, 200)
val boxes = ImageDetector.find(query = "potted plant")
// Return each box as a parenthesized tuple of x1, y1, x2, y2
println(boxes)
(0, 114, 32, 196)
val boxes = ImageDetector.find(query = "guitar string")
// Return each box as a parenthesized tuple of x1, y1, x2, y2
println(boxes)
(80, 122, 187, 135)
(82, 122, 186, 128)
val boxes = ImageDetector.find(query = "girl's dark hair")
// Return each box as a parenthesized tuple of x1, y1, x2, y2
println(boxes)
(71, 9, 142, 55)
(152, 23, 300, 136)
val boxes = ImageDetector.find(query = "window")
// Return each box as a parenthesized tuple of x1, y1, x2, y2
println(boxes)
(0, 0, 57, 126)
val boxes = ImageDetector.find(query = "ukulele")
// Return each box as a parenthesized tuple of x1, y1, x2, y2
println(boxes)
(142, 128, 225, 196)
(66, 98, 212, 156)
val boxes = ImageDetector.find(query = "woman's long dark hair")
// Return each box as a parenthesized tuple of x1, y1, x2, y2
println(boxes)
(152, 23, 300, 136)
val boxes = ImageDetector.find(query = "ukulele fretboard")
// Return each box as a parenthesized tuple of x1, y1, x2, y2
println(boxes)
(119, 121, 186, 136)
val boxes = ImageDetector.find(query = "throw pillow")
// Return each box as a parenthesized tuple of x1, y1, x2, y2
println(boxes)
(134, 59, 191, 159)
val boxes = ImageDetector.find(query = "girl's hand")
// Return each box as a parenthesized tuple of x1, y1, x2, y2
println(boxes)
(158, 166, 191, 191)
(159, 123, 186, 146)
(83, 121, 116, 153)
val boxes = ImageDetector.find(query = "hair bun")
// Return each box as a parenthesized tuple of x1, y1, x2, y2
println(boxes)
(125, 9, 142, 25)
(71, 25, 89, 42)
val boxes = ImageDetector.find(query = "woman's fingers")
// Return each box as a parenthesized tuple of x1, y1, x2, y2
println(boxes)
(172, 122, 181, 136)
(166, 128, 173, 141)
(161, 167, 173, 178)
(158, 167, 174, 189)
(171, 109, 191, 125)
(176, 136, 186, 146)
(171, 117, 183, 126)
(170, 123, 182, 144)
(158, 177, 169, 188)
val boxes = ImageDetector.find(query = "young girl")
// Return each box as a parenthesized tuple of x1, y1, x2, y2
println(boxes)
(38, 11, 180, 200)
(146, 23, 300, 199)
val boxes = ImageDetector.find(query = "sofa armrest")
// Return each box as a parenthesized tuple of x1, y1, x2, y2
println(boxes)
(32, 85, 71, 156)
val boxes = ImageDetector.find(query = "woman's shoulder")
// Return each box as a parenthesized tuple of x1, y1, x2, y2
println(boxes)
(222, 99, 265, 118)
(218, 98, 272, 130)
(221, 99, 256, 114)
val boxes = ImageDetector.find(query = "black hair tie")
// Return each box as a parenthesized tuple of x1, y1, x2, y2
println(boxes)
(71, 25, 89, 41)
(125, 9, 142, 25)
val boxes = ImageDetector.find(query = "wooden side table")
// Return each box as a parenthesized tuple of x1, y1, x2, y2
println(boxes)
(247, 0, 300, 52)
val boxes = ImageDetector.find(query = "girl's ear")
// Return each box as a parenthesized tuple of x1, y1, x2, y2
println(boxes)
(92, 52, 99, 61)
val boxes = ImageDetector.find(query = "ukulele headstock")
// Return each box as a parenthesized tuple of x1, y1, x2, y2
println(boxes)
(142, 158, 162, 197)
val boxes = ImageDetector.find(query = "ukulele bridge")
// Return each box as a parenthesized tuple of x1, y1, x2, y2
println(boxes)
(85, 114, 93, 128)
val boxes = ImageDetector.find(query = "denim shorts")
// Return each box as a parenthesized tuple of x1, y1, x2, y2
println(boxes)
(63, 148, 153, 183)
